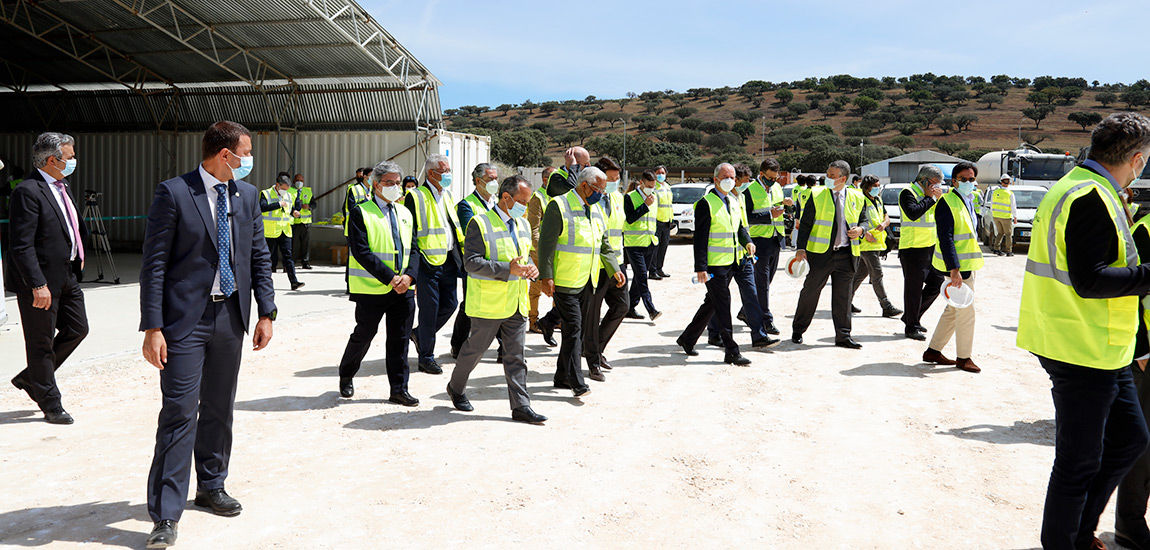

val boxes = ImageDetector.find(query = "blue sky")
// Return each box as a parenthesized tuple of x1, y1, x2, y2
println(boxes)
(364, 0, 1148, 110)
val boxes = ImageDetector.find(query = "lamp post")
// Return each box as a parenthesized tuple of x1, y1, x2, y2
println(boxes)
(615, 117, 628, 182)
(858, 140, 864, 173)
(761, 116, 767, 161)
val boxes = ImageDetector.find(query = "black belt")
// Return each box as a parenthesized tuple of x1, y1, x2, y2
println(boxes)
(211, 293, 233, 302)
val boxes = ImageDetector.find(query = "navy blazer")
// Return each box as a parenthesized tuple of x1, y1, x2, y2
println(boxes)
(139, 168, 276, 341)
(4, 170, 89, 293)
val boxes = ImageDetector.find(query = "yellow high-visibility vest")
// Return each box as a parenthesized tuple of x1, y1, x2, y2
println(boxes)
(465, 208, 532, 319)
(348, 199, 413, 294)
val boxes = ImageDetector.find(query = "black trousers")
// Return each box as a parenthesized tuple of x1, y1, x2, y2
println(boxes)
(267, 234, 299, 285)
(709, 257, 768, 341)
(899, 245, 943, 332)
(1040, 356, 1149, 550)
(680, 265, 737, 354)
(292, 223, 311, 265)
(14, 271, 88, 412)
(553, 284, 594, 390)
(626, 246, 656, 313)
(585, 269, 628, 370)
(653, 220, 671, 273)
(792, 248, 857, 342)
(1116, 362, 1150, 540)
(752, 235, 783, 324)
(413, 256, 459, 363)
(338, 292, 415, 393)
(147, 296, 243, 523)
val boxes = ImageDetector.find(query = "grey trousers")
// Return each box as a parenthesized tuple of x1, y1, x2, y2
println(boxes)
(448, 312, 530, 410)
(851, 250, 893, 309)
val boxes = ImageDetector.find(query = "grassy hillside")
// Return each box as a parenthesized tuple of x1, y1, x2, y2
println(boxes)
(444, 75, 1141, 170)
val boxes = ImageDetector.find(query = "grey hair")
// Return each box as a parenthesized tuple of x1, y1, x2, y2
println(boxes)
(471, 162, 496, 182)
(32, 132, 75, 169)
(915, 164, 944, 184)
(713, 163, 734, 178)
(371, 160, 404, 182)
(577, 166, 607, 185)
(1088, 112, 1150, 167)
(499, 175, 530, 199)
(424, 153, 449, 172)
(827, 160, 851, 179)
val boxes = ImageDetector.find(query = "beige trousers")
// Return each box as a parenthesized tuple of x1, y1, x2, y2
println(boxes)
(929, 271, 976, 359)
(528, 248, 541, 323)
(993, 217, 1013, 251)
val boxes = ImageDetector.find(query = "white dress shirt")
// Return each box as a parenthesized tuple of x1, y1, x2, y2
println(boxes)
(199, 164, 234, 296)
(832, 188, 849, 249)
(428, 183, 457, 252)
(38, 168, 78, 260)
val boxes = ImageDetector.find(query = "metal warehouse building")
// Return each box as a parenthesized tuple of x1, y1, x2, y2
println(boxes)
(860, 150, 965, 185)
(0, 0, 489, 245)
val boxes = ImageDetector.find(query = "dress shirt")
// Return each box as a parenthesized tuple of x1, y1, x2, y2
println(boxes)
(198, 163, 233, 296)
(428, 183, 456, 252)
(832, 188, 848, 249)
(38, 168, 78, 260)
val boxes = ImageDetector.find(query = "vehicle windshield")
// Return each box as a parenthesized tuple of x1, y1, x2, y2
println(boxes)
(672, 186, 708, 204)
(881, 187, 904, 206)
(1017, 158, 1076, 181)
(1014, 189, 1048, 209)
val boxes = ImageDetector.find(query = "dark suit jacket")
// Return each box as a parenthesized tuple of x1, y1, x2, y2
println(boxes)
(4, 170, 89, 293)
(139, 168, 276, 341)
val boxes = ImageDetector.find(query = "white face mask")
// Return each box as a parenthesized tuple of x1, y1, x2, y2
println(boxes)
(379, 184, 403, 203)
(484, 179, 499, 196)
(718, 178, 736, 193)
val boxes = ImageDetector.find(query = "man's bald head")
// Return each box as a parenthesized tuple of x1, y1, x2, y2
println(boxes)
(572, 147, 590, 165)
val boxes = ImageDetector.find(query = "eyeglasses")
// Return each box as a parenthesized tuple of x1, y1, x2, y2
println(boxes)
(380, 178, 402, 185)
(955, 177, 977, 183)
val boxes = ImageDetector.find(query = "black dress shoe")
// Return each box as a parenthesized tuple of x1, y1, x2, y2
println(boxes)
(572, 386, 592, 398)
(625, 309, 645, 320)
(882, 306, 903, 318)
(657, 270, 671, 278)
(1115, 530, 1150, 550)
(648, 272, 663, 280)
(676, 338, 699, 356)
(339, 377, 354, 398)
(290, 281, 305, 291)
(146, 520, 178, 548)
(764, 322, 780, 335)
(588, 369, 606, 382)
(388, 391, 420, 407)
(553, 380, 572, 389)
(301, 264, 313, 270)
(450, 346, 460, 359)
(417, 359, 443, 375)
(511, 406, 547, 424)
(835, 338, 863, 349)
(194, 488, 242, 516)
(724, 352, 752, 366)
(538, 319, 558, 347)
(905, 330, 926, 341)
(707, 335, 724, 347)
(409, 332, 421, 355)
(599, 356, 612, 370)
(446, 384, 473, 412)
(791, 334, 804, 344)
(736, 310, 748, 323)
(44, 408, 74, 425)
(915, 324, 928, 333)
(752, 336, 780, 349)
(648, 310, 663, 321)
(850, 304, 862, 314)
(11, 376, 34, 402)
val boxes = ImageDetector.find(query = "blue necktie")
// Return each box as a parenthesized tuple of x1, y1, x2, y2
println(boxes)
(215, 184, 235, 296)
(388, 203, 404, 269)
(508, 217, 521, 253)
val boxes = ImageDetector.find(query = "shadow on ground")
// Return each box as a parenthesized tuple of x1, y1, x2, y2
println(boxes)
(0, 501, 147, 548)
(937, 419, 1055, 446)
(840, 362, 963, 378)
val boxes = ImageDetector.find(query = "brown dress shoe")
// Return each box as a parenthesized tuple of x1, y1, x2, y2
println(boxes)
(955, 358, 981, 373)
(922, 348, 957, 365)
(1091, 537, 1108, 550)
(528, 320, 541, 334)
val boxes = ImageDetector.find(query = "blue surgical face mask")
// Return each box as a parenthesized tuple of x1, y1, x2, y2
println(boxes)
(509, 201, 528, 218)
(229, 151, 253, 180)
(868, 187, 882, 198)
(605, 180, 620, 194)
(438, 171, 452, 188)
(958, 181, 976, 196)
(738, 180, 753, 193)
(60, 158, 77, 177)
(585, 189, 603, 205)
(655, 173, 666, 183)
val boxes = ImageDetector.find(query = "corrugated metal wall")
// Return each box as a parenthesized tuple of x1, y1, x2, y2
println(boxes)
(0, 130, 490, 245)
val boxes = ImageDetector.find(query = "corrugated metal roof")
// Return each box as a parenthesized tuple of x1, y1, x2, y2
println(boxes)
(0, 0, 441, 132)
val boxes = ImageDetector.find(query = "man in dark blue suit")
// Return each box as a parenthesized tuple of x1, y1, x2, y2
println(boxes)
(139, 121, 276, 549)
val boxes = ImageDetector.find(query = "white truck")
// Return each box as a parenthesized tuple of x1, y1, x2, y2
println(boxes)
(975, 145, 1077, 189)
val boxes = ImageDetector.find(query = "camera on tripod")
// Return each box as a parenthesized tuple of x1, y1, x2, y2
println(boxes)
(80, 189, 120, 284)
(85, 190, 102, 203)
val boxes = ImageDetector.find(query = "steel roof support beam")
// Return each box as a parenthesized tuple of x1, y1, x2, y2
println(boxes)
(0, 0, 172, 93)
(106, 0, 293, 90)
(302, 0, 434, 90)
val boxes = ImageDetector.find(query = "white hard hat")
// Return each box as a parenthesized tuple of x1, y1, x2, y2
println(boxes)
(786, 255, 809, 278)
(999, 174, 1011, 182)
(941, 281, 975, 309)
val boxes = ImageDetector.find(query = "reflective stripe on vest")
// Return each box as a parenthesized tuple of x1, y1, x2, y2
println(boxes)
(599, 191, 625, 269)
(348, 200, 413, 295)
(293, 187, 313, 224)
(465, 209, 532, 319)
(343, 183, 370, 236)
(552, 190, 606, 288)
(1017, 166, 1139, 370)
(261, 188, 293, 238)
(702, 193, 737, 266)
(623, 189, 657, 247)
(805, 187, 863, 256)
(932, 191, 984, 272)
(412, 184, 464, 266)
(746, 179, 786, 238)
(898, 183, 937, 249)
(655, 183, 673, 222)
(992, 188, 1014, 219)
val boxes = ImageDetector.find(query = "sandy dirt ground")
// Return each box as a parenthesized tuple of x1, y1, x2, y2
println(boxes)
(0, 241, 1087, 549)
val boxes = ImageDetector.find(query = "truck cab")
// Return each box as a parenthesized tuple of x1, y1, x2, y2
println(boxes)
(976, 145, 1076, 190)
